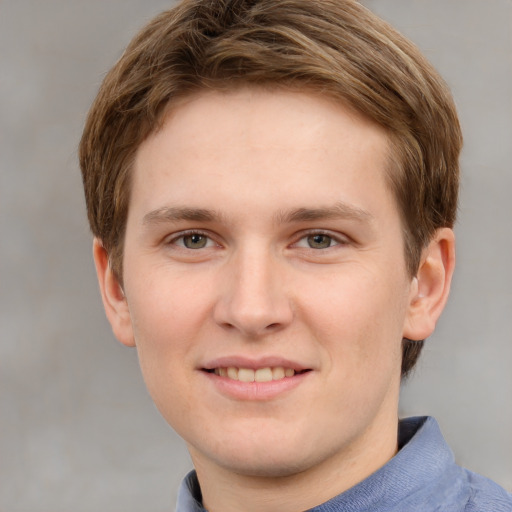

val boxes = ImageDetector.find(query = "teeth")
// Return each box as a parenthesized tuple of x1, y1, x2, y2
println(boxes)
(227, 367, 238, 380)
(272, 367, 285, 380)
(238, 368, 255, 382)
(212, 366, 297, 382)
(255, 368, 273, 382)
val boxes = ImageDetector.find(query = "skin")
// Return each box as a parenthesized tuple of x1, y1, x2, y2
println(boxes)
(94, 89, 455, 512)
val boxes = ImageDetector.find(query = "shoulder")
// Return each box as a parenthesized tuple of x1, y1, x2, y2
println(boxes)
(461, 469, 512, 512)
(397, 417, 512, 512)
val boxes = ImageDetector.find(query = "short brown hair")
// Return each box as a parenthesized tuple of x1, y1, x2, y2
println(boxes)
(79, 0, 462, 377)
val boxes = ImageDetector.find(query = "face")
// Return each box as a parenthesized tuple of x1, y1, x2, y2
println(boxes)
(111, 89, 420, 480)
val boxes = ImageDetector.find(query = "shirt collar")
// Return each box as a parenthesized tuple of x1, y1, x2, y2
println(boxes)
(176, 468, 205, 512)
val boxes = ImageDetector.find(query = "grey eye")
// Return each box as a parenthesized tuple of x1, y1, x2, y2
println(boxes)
(307, 234, 333, 249)
(183, 234, 208, 249)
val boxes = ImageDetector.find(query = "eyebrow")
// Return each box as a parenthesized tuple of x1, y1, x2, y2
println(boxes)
(142, 202, 373, 227)
(142, 207, 224, 225)
(274, 202, 374, 224)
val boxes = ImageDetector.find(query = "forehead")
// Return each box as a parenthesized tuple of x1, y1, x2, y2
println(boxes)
(152, 87, 387, 154)
(130, 88, 395, 223)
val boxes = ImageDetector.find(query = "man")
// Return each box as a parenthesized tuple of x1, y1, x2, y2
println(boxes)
(79, 1, 512, 510)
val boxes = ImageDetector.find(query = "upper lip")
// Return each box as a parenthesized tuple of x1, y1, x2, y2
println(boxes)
(201, 356, 312, 372)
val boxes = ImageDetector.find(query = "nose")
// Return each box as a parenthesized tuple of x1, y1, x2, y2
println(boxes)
(213, 246, 293, 338)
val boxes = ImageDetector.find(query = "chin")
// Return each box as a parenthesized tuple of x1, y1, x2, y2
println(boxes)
(217, 451, 312, 478)
(189, 431, 326, 479)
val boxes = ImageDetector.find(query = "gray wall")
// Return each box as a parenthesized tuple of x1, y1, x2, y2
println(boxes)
(1, 1, 510, 510)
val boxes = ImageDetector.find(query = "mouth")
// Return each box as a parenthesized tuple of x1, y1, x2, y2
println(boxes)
(203, 366, 311, 383)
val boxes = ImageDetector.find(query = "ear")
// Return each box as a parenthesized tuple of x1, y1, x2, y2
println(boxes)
(403, 228, 455, 341)
(92, 238, 135, 347)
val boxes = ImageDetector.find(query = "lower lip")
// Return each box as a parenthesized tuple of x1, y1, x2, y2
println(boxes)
(201, 371, 311, 401)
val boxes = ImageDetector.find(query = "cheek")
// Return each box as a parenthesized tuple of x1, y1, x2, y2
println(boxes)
(128, 298, 199, 429)
(306, 273, 406, 426)
(123, 270, 213, 397)
(300, 266, 408, 370)
(126, 265, 213, 342)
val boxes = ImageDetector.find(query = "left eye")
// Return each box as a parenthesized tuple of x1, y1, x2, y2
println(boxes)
(175, 233, 213, 249)
(296, 234, 340, 249)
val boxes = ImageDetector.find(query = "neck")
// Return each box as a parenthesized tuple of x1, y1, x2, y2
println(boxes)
(190, 415, 399, 512)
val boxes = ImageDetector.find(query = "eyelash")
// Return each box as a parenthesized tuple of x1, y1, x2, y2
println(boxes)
(293, 230, 350, 250)
(166, 229, 349, 251)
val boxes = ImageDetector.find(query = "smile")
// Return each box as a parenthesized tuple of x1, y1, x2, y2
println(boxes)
(209, 366, 307, 382)
(201, 361, 313, 400)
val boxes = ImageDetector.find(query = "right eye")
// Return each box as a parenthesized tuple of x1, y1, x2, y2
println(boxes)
(171, 232, 216, 249)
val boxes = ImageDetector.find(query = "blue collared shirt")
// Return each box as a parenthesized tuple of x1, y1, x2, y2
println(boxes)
(176, 416, 512, 511)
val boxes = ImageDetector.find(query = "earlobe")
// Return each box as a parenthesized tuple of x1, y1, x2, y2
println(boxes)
(92, 238, 136, 347)
(403, 228, 455, 341)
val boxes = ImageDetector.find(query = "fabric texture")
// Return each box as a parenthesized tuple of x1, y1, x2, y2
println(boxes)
(176, 416, 512, 511)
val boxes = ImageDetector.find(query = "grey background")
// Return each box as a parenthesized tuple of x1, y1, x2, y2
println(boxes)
(1, 0, 511, 510)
